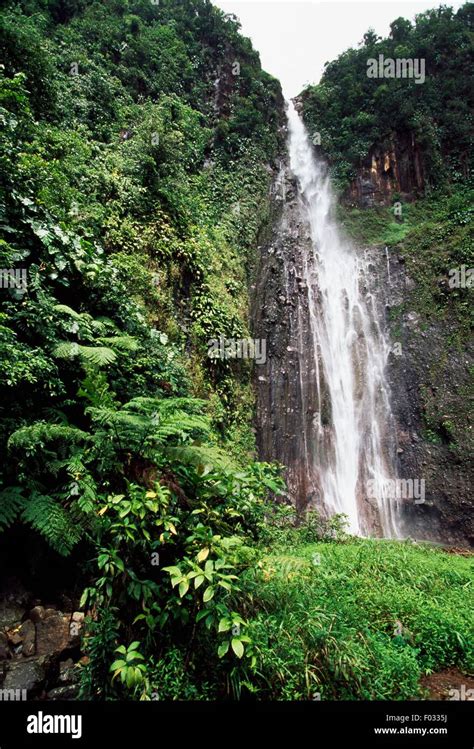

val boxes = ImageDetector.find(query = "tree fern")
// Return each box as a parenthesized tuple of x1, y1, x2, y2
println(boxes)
(77, 368, 118, 408)
(87, 397, 211, 457)
(99, 335, 138, 352)
(53, 304, 85, 320)
(124, 397, 207, 416)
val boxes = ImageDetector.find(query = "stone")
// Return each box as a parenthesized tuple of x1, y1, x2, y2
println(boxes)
(59, 658, 77, 684)
(71, 612, 84, 624)
(3, 659, 45, 695)
(28, 606, 45, 624)
(36, 613, 71, 657)
(19, 620, 36, 657)
(43, 608, 58, 620)
(47, 684, 78, 700)
(0, 602, 25, 631)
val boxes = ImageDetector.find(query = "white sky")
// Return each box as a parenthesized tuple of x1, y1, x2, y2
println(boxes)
(214, 0, 465, 97)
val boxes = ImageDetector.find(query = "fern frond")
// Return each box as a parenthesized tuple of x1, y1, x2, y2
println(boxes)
(53, 304, 84, 320)
(164, 445, 236, 471)
(99, 335, 138, 352)
(53, 341, 117, 365)
(150, 411, 211, 442)
(0, 487, 26, 530)
(153, 398, 208, 416)
(8, 423, 90, 452)
(123, 397, 207, 416)
(22, 493, 82, 556)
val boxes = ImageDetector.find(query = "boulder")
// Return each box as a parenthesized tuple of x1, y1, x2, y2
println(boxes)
(47, 684, 78, 700)
(29, 606, 45, 624)
(59, 658, 77, 684)
(36, 613, 71, 657)
(3, 659, 45, 695)
(43, 608, 59, 620)
(0, 603, 25, 631)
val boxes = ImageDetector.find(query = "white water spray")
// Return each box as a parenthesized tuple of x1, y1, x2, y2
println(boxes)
(287, 103, 399, 536)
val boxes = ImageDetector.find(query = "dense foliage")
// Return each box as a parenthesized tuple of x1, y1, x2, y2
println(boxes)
(300, 4, 473, 190)
(0, 0, 286, 697)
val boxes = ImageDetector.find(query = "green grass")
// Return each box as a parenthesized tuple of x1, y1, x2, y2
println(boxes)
(240, 538, 473, 700)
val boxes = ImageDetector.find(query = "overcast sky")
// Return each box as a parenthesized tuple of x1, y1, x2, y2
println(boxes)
(214, 1, 465, 97)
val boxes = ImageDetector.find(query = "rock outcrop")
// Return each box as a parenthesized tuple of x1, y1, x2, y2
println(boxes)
(347, 133, 425, 207)
(0, 598, 84, 700)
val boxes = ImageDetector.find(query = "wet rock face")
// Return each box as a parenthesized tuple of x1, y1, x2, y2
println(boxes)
(346, 132, 425, 207)
(376, 250, 473, 547)
(252, 163, 330, 514)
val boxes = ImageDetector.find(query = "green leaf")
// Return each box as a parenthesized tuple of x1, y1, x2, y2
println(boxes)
(218, 641, 230, 658)
(197, 547, 210, 562)
(203, 586, 214, 602)
(231, 638, 244, 658)
(179, 580, 190, 597)
(110, 660, 126, 671)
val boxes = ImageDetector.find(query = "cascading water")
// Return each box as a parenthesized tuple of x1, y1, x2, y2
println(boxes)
(286, 103, 399, 537)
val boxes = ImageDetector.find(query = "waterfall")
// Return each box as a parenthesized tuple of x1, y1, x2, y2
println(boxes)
(287, 103, 399, 537)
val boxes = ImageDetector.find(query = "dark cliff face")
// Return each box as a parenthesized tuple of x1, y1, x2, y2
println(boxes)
(384, 252, 473, 547)
(347, 133, 425, 207)
(251, 161, 324, 513)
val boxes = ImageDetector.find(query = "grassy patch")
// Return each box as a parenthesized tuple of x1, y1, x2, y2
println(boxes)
(240, 538, 473, 700)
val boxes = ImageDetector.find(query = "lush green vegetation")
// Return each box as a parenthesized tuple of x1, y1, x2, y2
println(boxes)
(0, 0, 287, 699)
(300, 4, 473, 191)
(0, 0, 472, 702)
(0, 0, 284, 542)
(241, 535, 473, 700)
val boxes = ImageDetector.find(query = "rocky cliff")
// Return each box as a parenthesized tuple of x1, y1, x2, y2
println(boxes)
(252, 158, 324, 513)
(347, 133, 425, 207)
(384, 249, 473, 547)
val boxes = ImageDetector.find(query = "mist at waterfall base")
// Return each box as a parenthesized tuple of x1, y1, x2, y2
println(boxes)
(286, 102, 400, 538)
